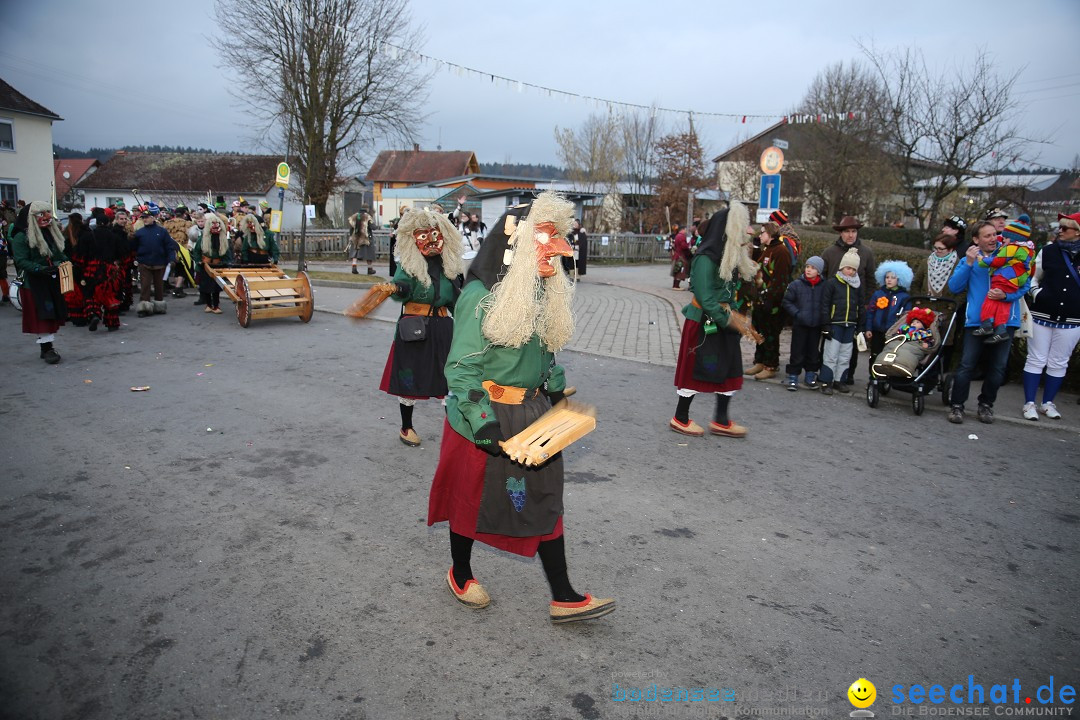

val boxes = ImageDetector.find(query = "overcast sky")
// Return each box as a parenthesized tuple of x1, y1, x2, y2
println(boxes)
(2, 0, 1078, 174)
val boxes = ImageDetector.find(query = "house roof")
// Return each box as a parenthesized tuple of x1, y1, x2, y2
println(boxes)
(913, 174, 1061, 192)
(0, 77, 62, 120)
(75, 152, 281, 193)
(54, 159, 99, 197)
(365, 150, 478, 184)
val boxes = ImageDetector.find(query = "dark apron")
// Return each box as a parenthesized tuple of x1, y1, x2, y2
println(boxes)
(692, 325, 743, 383)
(475, 393, 564, 537)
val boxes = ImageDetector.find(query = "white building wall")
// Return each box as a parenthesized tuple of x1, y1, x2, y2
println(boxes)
(0, 113, 56, 203)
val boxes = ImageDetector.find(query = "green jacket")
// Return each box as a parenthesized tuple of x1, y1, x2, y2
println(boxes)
(241, 232, 279, 263)
(681, 254, 745, 326)
(444, 280, 566, 443)
(391, 264, 458, 309)
(11, 229, 69, 276)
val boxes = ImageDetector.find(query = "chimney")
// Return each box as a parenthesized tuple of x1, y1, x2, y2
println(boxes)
(412, 143, 419, 152)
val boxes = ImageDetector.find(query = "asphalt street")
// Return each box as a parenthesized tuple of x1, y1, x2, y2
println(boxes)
(0, 274, 1077, 720)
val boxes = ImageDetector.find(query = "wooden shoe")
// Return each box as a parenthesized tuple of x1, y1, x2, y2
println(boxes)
(744, 363, 765, 376)
(399, 428, 421, 446)
(753, 367, 777, 381)
(446, 568, 490, 609)
(669, 417, 704, 437)
(550, 594, 615, 624)
(709, 420, 748, 438)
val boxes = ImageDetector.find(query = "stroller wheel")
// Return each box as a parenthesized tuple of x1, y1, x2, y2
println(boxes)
(912, 393, 925, 416)
(880, 381, 891, 397)
(866, 382, 880, 408)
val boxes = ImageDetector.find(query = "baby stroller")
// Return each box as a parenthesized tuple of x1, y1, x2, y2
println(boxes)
(865, 296, 959, 415)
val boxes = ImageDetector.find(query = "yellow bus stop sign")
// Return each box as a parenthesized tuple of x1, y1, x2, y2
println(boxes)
(275, 162, 291, 188)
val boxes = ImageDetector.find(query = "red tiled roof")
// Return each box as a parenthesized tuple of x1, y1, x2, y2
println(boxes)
(365, 150, 477, 183)
(76, 152, 280, 193)
(0, 77, 62, 120)
(54, 159, 99, 197)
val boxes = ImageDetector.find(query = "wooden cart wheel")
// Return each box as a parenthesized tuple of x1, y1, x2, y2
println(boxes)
(297, 270, 314, 323)
(235, 274, 252, 328)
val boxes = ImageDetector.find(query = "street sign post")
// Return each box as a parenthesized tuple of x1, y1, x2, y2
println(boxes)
(759, 175, 781, 211)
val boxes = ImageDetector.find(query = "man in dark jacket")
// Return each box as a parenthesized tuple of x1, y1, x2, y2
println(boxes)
(821, 216, 875, 385)
(130, 211, 176, 317)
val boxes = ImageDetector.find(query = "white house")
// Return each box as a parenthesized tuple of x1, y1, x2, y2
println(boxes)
(0, 77, 62, 206)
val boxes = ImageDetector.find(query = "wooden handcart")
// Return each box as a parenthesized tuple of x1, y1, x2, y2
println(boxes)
(206, 264, 314, 328)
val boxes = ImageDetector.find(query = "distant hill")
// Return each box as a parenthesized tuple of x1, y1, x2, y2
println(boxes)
(53, 144, 227, 163)
(479, 162, 566, 180)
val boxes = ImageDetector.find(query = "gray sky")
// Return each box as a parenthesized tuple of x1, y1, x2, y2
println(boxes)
(2, 0, 1078, 173)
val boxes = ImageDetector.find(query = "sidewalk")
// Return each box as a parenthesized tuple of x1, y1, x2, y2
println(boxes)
(305, 259, 1079, 434)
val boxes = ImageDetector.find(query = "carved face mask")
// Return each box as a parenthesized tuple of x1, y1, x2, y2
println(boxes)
(533, 221, 572, 278)
(209, 219, 224, 234)
(413, 226, 444, 256)
(34, 210, 53, 228)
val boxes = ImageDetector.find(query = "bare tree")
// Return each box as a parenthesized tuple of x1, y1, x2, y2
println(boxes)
(650, 124, 708, 233)
(797, 61, 895, 223)
(212, 0, 430, 220)
(620, 107, 662, 232)
(554, 111, 625, 196)
(861, 43, 1039, 232)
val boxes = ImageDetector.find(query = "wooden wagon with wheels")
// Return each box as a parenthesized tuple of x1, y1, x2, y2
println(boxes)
(205, 264, 314, 328)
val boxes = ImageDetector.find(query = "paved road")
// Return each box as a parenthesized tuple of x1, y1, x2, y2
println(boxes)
(0, 270, 1077, 720)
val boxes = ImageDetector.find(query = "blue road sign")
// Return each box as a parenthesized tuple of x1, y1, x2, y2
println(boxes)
(759, 175, 781, 211)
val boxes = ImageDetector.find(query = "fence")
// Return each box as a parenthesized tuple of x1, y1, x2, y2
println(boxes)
(278, 230, 668, 263)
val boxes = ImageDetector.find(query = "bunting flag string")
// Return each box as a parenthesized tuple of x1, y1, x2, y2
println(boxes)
(375, 39, 865, 125)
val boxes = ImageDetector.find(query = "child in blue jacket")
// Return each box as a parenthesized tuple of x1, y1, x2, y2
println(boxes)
(781, 256, 828, 390)
(865, 260, 913, 361)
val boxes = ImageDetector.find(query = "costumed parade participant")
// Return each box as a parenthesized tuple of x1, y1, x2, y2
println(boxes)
(347, 208, 376, 275)
(163, 208, 194, 297)
(669, 202, 759, 438)
(112, 208, 136, 312)
(428, 191, 615, 624)
(78, 208, 123, 332)
(377, 208, 465, 446)
(10, 202, 69, 363)
(192, 213, 232, 314)
(130, 209, 176, 318)
(239, 213, 279, 265)
(61, 213, 92, 327)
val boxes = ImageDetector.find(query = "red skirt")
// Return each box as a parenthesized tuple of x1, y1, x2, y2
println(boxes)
(20, 287, 65, 335)
(673, 317, 744, 393)
(428, 418, 563, 557)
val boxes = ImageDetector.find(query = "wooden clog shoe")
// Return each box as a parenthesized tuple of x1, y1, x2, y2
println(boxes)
(446, 568, 490, 609)
(399, 428, 421, 447)
(668, 417, 704, 437)
(708, 420, 747, 438)
(550, 594, 616, 624)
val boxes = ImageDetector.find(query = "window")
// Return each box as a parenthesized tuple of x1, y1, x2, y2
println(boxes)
(0, 119, 12, 151)
(106, 196, 123, 207)
(0, 181, 17, 205)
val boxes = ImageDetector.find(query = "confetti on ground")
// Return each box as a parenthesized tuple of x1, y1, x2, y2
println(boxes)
(84, 379, 92, 384)
(196, 372, 204, 376)
(205, 363, 214, 367)
(130, 386, 150, 392)
(967, 434, 979, 440)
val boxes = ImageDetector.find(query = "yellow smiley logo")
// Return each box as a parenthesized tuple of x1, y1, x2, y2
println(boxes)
(848, 678, 876, 708)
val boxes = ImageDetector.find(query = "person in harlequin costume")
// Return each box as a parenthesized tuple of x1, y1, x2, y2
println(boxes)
(668, 201, 757, 438)
(9, 201, 69, 363)
(378, 208, 465, 446)
(191, 213, 233, 314)
(973, 219, 1034, 345)
(427, 191, 615, 624)
(239, 213, 279, 265)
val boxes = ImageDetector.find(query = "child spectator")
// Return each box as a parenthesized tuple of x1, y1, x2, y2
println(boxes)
(870, 307, 938, 380)
(973, 219, 1034, 344)
(781, 255, 827, 390)
(865, 260, 913, 361)
(818, 248, 865, 395)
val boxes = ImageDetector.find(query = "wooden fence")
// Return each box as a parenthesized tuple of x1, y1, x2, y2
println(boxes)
(278, 230, 668, 263)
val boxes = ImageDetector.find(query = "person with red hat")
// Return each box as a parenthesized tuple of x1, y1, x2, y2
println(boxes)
(1021, 212, 1080, 420)
(821, 216, 875, 385)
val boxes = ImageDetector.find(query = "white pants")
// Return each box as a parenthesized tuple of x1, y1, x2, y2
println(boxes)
(1023, 323, 1080, 378)
(822, 339, 853, 380)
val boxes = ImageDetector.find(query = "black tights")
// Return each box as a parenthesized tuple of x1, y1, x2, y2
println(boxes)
(673, 393, 731, 424)
(449, 530, 584, 602)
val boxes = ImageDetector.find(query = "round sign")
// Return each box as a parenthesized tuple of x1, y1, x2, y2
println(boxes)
(275, 162, 291, 188)
(760, 147, 784, 175)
